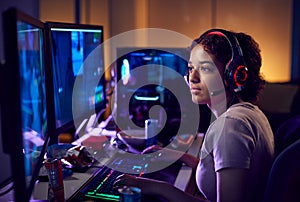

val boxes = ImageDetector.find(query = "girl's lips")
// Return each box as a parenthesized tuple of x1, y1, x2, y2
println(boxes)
(190, 87, 201, 93)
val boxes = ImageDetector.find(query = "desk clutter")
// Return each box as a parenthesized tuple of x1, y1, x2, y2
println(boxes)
(41, 144, 95, 175)
(32, 122, 201, 201)
(38, 144, 96, 184)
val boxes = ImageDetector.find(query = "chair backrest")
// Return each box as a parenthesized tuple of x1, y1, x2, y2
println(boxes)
(274, 115, 300, 156)
(263, 138, 300, 202)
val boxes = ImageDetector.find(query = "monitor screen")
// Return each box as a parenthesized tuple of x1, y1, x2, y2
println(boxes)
(1, 7, 54, 202)
(46, 22, 106, 138)
(114, 47, 195, 145)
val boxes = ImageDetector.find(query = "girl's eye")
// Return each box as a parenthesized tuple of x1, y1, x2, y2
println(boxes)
(188, 65, 214, 74)
(200, 66, 211, 72)
(188, 66, 194, 72)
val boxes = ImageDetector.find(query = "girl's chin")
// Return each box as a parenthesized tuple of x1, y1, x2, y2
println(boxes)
(192, 96, 208, 105)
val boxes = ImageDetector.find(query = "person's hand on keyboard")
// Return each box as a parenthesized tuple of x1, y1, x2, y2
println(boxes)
(113, 174, 138, 189)
(113, 173, 170, 197)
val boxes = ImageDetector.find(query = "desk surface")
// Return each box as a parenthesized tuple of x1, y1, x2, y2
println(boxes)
(32, 132, 203, 201)
(0, 131, 203, 201)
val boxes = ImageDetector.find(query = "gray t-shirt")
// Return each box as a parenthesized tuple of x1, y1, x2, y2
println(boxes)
(196, 102, 274, 202)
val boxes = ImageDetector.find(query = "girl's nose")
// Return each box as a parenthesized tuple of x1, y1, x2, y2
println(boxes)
(189, 68, 200, 83)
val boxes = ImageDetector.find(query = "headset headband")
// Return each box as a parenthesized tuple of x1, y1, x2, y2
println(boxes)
(200, 29, 248, 92)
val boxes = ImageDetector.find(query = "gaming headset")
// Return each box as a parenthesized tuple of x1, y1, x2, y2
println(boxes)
(188, 28, 248, 93)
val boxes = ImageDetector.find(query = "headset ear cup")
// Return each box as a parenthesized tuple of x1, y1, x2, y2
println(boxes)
(234, 65, 248, 86)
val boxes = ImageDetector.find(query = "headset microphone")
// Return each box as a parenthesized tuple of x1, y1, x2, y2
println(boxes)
(184, 75, 189, 85)
(210, 89, 224, 96)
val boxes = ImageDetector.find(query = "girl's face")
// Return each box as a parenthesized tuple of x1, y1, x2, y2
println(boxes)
(188, 45, 225, 105)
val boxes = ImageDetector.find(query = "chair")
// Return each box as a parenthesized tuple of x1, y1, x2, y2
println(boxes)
(263, 138, 300, 202)
(274, 115, 300, 157)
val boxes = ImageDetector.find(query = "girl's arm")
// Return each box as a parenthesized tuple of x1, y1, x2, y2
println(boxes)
(142, 145, 199, 169)
(114, 174, 208, 202)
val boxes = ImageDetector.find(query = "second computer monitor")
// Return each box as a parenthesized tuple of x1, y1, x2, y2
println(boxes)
(46, 22, 106, 140)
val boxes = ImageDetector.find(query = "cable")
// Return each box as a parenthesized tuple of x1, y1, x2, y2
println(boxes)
(95, 108, 106, 127)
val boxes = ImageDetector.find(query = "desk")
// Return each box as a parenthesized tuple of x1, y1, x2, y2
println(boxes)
(32, 132, 203, 201)
(174, 133, 203, 192)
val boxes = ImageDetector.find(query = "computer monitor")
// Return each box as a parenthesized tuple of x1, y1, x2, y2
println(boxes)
(1, 7, 55, 202)
(114, 47, 197, 145)
(45, 22, 106, 140)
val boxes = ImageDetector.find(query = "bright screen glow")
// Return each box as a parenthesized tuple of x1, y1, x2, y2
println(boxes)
(17, 19, 47, 189)
(49, 26, 105, 131)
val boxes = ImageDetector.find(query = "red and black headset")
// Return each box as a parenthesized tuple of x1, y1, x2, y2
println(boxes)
(188, 28, 248, 93)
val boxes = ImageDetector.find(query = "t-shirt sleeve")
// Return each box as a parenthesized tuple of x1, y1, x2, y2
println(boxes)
(211, 117, 255, 172)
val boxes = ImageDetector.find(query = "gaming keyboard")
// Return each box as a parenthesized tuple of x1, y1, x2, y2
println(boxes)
(68, 138, 185, 202)
(83, 166, 122, 201)
(67, 163, 122, 201)
(68, 155, 150, 201)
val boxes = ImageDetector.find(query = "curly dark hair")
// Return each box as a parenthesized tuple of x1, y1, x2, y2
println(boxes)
(190, 29, 265, 104)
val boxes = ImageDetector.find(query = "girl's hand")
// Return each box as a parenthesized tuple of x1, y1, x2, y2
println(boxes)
(113, 174, 138, 189)
(113, 173, 170, 197)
